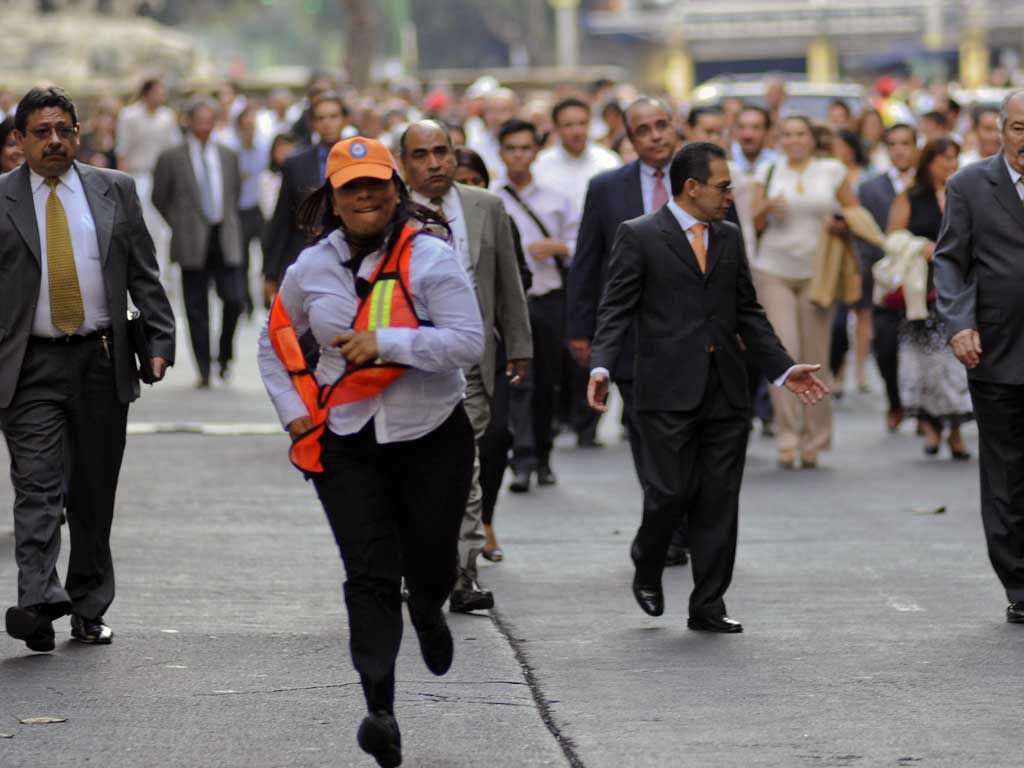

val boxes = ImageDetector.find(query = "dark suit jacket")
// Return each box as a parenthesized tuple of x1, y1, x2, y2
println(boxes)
(0, 162, 175, 408)
(935, 152, 1024, 385)
(263, 145, 321, 283)
(856, 172, 897, 262)
(152, 141, 243, 270)
(567, 159, 740, 381)
(591, 207, 793, 412)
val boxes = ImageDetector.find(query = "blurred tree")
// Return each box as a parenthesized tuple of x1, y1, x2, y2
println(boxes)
(339, 0, 376, 89)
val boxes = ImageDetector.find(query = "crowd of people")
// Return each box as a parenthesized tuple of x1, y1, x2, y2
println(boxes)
(3, 68, 1024, 768)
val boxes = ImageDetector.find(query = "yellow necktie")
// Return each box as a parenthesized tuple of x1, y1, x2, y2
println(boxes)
(45, 178, 84, 335)
(688, 222, 707, 273)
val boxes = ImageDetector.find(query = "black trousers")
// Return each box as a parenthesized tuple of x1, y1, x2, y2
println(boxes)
(181, 226, 245, 379)
(239, 206, 265, 313)
(480, 340, 511, 527)
(0, 336, 128, 619)
(873, 306, 902, 413)
(970, 380, 1024, 603)
(634, 364, 749, 618)
(313, 405, 475, 713)
(511, 291, 565, 472)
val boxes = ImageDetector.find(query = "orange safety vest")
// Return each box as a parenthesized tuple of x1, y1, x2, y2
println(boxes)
(268, 224, 424, 475)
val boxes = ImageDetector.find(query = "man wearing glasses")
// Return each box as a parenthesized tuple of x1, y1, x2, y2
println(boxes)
(587, 142, 827, 633)
(0, 87, 175, 653)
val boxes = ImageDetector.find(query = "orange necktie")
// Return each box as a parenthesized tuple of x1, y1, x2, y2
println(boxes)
(688, 222, 707, 273)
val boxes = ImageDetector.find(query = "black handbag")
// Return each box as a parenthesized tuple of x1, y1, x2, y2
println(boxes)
(126, 309, 157, 384)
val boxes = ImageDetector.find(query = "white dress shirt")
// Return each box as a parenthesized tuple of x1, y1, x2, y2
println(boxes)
(1005, 155, 1024, 200)
(410, 185, 472, 277)
(257, 228, 484, 444)
(187, 134, 224, 224)
(494, 179, 579, 297)
(115, 101, 181, 175)
(533, 142, 622, 214)
(591, 199, 795, 387)
(31, 167, 109, 337)
(639, 161, 672, 214)
(887, 166, 908, 195)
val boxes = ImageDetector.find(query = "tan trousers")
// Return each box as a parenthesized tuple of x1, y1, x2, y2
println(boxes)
(458, 366, 490, 581)
(756, 271, 835, 455)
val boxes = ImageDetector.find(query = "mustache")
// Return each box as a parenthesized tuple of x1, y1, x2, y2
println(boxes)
(43, 150, 67, 157)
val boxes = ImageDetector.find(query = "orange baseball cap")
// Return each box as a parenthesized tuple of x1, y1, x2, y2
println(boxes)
(325, 137, 398, 189)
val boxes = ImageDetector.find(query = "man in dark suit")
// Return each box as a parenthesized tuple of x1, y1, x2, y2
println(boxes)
(567, 96, 695, 562)
(263, 92, 347, 291)
(0, 87, 175, 652)
(935, 90, 1024, 625)
(852, 123, 917, 431)
(152, 97, 243, 387)
(588, 142, 827, 632)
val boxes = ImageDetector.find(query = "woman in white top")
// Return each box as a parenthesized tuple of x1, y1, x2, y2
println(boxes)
(752, 115, 859, 468)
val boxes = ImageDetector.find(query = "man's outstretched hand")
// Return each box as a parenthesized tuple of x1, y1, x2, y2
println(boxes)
(783, 364, 830, 405)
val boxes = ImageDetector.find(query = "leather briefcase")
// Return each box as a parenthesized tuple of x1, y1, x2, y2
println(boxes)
(126, 309, 157, 384)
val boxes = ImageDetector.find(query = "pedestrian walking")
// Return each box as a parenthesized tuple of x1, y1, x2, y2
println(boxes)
(588, 142, 828, 632)
(1, 86, 175, 652)
(1, 115, 24, 172)
(888, 136, 972, 459)
(257, 137, 483, 767)
(401, 120, 532, 613)
(152, 97, 245, 387)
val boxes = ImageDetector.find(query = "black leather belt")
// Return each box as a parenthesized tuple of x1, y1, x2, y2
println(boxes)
(29, 329, 110, 345)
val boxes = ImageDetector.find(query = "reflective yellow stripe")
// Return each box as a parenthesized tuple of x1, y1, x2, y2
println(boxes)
(367, 282, 385, 331)
(380, 279, 395, 328)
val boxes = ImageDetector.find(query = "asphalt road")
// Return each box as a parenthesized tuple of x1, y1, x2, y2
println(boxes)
(1, 313, 1020, 767)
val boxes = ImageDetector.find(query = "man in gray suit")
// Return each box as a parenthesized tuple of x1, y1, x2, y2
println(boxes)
(0, 87, 175, 652)
(935, 90, 1024, 625)
(153, 97, 244, 387)
(401, 121, 532, 612)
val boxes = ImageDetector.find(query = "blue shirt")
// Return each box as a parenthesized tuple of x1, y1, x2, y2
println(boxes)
(258, 228, 485, 443)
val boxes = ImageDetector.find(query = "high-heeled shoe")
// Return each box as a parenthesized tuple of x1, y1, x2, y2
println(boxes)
(948, 435, 971, 461)
(778, 449, 796, 469)
(482, 548, 504, 562)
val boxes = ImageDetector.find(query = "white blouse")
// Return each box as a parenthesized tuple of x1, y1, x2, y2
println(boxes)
(754, 156, 847, 280)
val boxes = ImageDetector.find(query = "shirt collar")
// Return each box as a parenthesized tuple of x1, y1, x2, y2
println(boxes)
(1004, 153, 1022, 186)
(666, 198, 706, 233)
(30, 165, 79, 195)
(640, 161, 669, 178)
(411, 184, 458, 209)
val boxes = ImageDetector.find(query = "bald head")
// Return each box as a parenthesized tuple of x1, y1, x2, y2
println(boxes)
(401, 120, 457, 198)
(624, 96, 676, 168)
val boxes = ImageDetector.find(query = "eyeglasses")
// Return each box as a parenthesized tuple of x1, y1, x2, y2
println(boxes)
(698, 180, 733, 195)
(27, 125, 77, 141)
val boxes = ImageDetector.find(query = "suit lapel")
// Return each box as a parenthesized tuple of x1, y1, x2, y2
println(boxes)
(657, 206, 703, 278)
(985, 153, 1024, 230)
(76, 162, 116, 265)
(704, 220, 724, 280)
(182, 142, 204, 207)
(6, 165, 41, 265)
(458, 185, 484, 271)
(623, 161, 644, 220)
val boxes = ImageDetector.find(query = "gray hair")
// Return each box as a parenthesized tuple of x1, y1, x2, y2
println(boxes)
(623, 95, 673, 138)
(185, 95, 219, 120)
(999, 89, 1024, 130)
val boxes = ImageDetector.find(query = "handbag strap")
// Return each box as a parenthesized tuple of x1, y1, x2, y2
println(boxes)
(503, 184, 553, 239)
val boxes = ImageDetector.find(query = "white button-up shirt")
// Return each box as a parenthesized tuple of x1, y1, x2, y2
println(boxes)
(494, 180, 579, 297)
(115, 101, 181, 176)
(533, 142, 621, 214)
(30, 167, 109, 337)
(257, 228, 484, 444)
(639, 161, 672, 214)
(187, 134, 224, 225)
(411, 185, 472, 278)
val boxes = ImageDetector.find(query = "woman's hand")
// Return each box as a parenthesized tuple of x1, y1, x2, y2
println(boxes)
(286, 415, 315, 442)
(332, 330, 379, 366)
(921, 241, 936, 261)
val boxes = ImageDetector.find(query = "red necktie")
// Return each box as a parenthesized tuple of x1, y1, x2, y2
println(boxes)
(651, 167, 668, 210)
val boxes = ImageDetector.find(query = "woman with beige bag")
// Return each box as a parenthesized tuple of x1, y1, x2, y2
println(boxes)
(752, 115, 865, 468)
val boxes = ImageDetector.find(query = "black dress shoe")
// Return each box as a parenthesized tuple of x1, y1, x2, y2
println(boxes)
(631, 575, 664, 617)
(687, 614, 743, 633)
(357, 711, 402, 768)
(536, 466, 557, 486)
(508, 469, 530, 494)
(412, 611, 454, 676)
(5, 606, 55, 653)
(664, 544, 689, 567)
(1007, 602, 1024, 623)
(70, 614, 113, 644)
(449, 578, 494, 613)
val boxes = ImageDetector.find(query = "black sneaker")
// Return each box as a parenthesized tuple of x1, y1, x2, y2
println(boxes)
(357, 711, 402, 768)
(449, 578, 494, 613)
(70, 614, 113, 644)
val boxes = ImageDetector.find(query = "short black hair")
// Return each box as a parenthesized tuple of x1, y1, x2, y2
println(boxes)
(398, 120, 452, 159)
(454, 146, 490, 188)
(0, 116, 16, 151)
(828, 98, 852, 117)
(311, 91, 349, 118)
(686, 105, 723, 129)
(140, 78, 162, 98)
(836, 128, 868, 167)
(884, 122, 918, 143)
(971, 104, 1000, 126)
(669, 141, 726, 196)
(920, 110, 948, 128)
(498, 118, 538, 146)
(738, 104, 772, 130)
(14, 86, 79, 133)
(268, 131, 299, 173)
(552, 97, 590, 125)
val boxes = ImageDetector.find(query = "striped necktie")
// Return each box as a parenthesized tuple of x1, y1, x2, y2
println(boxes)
(45, 178, 85, 335)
